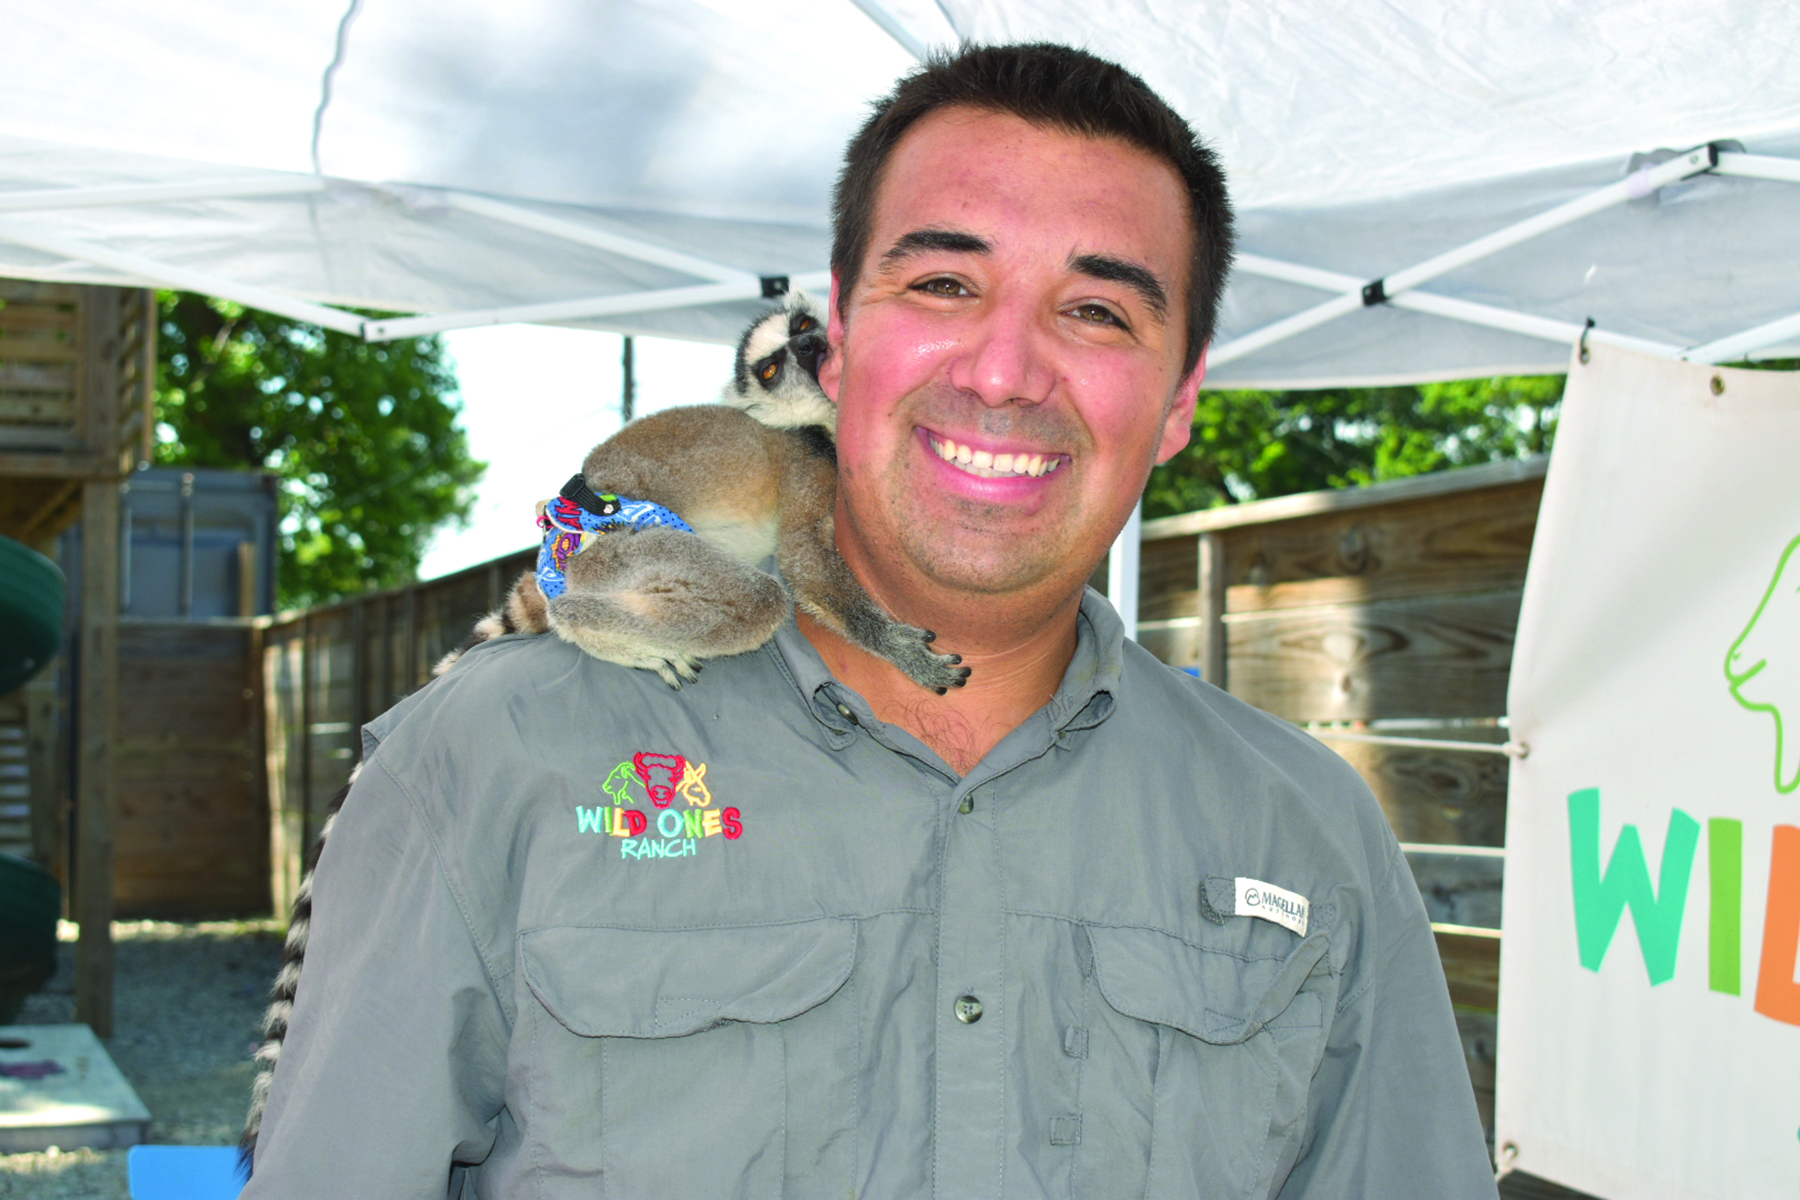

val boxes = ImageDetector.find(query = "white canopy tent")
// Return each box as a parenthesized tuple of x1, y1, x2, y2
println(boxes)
(1, 0, 1796, 385)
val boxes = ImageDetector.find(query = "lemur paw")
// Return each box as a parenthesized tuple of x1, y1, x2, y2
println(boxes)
(646, 654, 704, 689)
(885, 624, 973, 692)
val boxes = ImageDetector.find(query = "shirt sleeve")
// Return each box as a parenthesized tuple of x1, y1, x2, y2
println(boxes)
(1278, 838, 1501, 1199)
(242, 751, 511, 1200)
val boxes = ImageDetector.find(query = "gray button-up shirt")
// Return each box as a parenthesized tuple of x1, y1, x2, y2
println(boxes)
(247, 591, 1498, 1198)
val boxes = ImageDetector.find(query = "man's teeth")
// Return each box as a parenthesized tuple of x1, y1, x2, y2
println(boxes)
(931, 437, 1059, 478)
(943, 441, 1048, 477)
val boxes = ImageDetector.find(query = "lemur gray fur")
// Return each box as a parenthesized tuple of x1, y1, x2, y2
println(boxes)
(242, 293, 969, 1164)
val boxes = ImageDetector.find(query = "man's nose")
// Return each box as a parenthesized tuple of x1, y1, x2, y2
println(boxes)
(947, 298, 1055, 407)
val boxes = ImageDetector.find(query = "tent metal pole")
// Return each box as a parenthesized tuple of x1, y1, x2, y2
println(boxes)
(364, 269, 834, 340)
(1395, 292, 1685, 358)
(1682, 310, 1800, 365)
(1714, 152, 1800, 184)
(1107, 501, 1142, 641)
(1211, 146, 1719, 368)
(844, 0, 927, 59)
(1233, 253, 1686, 359)
(0, 176, 328, 212)
(0, 224, 367, 334)
(439, 191, 756, 284)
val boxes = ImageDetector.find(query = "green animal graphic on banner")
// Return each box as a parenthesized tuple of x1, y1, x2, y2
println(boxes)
(1727, 534, 1800, 795)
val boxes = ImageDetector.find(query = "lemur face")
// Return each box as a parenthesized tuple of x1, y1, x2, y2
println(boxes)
(722, 293, 836, 431)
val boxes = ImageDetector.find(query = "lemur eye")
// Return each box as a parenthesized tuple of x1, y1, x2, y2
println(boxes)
(758, 359, 780, 383)
(793, 315, 815, 333)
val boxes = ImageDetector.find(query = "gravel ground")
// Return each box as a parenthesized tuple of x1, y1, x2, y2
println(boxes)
(0, 919, 283, 1199)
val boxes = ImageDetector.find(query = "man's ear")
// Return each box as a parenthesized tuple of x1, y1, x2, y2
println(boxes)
(1155, 345, 1206, 464)
(819, 272, 846, 403)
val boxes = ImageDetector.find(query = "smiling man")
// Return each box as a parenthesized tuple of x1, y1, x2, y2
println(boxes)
(245, 43, 1498, 1200)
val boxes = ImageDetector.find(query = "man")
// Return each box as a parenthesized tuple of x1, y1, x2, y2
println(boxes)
(247, 43, 1498, 1198)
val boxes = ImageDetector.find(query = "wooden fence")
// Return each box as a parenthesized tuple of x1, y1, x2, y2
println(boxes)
(260, 549, 536, 917)
(112, 620, 266, 917)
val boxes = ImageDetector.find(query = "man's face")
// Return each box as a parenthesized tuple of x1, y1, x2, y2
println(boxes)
(820, 107, 1203, 609)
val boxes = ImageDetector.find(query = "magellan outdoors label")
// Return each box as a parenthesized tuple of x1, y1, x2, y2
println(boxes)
(1236, 877, 1309, 936)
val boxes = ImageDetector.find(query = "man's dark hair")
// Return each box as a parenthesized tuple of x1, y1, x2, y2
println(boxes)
(831, 42, 1234, 376)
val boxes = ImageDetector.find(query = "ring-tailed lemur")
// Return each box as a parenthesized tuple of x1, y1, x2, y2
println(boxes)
(242, 293, 969, 1163)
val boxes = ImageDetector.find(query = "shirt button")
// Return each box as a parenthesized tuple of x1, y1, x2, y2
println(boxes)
(953, 995, 984, 1024)
(833, 702, 858, 725)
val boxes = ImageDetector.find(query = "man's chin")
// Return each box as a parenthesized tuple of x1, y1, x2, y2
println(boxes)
(900, 536, 1085, 602)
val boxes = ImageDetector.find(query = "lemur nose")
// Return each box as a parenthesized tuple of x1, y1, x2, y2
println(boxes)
(793, 332, 827, 382)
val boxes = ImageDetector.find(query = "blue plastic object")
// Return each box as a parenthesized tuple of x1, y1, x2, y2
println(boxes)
(127, 1145, 247, 1200)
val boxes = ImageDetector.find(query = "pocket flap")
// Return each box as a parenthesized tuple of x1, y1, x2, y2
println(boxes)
(1088, 923, 1328, 1046)
(521, 918, 857, 1038)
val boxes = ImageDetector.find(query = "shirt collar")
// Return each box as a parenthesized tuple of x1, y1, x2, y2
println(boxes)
(770, 586, 1123, 743)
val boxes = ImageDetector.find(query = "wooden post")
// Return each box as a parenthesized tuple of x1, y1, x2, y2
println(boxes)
(350, 598, 367, 748)
(401, 585, 418, 693)
(1197, 531, 1228, 690)
(247, 620, 271, 916)
(75, 478, 119, 1036)
(72, 287, 126, 1037)
(299, 613, 313, 849)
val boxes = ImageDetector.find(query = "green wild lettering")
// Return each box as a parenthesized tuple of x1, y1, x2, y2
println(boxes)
(1709, 818, 1743, 995)
(1567, 788, 1701, 986)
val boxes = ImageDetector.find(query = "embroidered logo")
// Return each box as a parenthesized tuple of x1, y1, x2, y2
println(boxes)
(576, 752, 740, 860)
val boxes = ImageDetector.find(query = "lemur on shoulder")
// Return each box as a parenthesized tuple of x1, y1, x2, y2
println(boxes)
(242, 292, 968, 1164)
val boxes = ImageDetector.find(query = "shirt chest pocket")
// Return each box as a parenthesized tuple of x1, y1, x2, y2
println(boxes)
(517, 919, 858, 1200)
(1078, 922, 1336, 1200)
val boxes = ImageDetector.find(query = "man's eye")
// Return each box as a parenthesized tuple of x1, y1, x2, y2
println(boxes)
(914, 277, 968, 298)
(1070, 303, 1125, 328)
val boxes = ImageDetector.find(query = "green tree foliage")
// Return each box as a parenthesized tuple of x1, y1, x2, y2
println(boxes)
(1144, 374, 1564, 518)
(153, 292, 485, 608)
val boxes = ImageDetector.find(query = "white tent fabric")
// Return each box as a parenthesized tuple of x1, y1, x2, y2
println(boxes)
(1, 0, 1796, 385)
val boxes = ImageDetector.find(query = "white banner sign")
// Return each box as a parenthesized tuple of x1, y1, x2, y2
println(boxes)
(1496, 343, 1800, 1197)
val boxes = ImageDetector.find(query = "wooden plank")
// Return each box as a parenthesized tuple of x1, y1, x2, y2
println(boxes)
(1135, 620, 1202, 669)
(1436, 926, 1500, 1012)
(1406, 848, 1504, 929)
(264, 631, 304, 920)
(0, 313, 80, 338)
(0, 401, 77, 432)
(1221, 480, 1542, 610)
(0, 280, 81, 304)
(1139, 535, 1197, 620)
(0, 362, 77, 393)
(121, 289, 154, 469)
(1324, 739, 1509, 847)
(75, 477, 119, 1037)
(1226, 590, 1521, 722)
(1456, 1007, 1497, 1145)
(1142, 456, 1549, 538)
(23, 678, 61, 871)
(79, 288, 124, 463)
(0, 333, 79, 363)
(0, 447, 106, 474)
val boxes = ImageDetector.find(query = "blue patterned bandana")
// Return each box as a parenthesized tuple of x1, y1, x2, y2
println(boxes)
(535, 474, 694, 601)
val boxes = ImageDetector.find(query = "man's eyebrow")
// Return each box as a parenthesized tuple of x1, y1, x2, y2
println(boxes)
(880, 228, 991, 265)
(1070, 253, 1170, 323)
